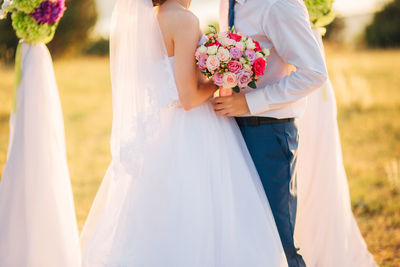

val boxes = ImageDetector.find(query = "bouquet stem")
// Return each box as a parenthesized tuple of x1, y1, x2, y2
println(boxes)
(219, 87, 233, 97)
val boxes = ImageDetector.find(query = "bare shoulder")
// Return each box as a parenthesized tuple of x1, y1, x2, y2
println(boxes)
(158, 7, 200, 36)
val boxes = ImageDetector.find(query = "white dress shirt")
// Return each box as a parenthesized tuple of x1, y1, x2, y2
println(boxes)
(219, 0, 328, 119)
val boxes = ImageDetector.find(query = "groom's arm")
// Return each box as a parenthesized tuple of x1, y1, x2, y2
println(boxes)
(245, 0, 328, 115)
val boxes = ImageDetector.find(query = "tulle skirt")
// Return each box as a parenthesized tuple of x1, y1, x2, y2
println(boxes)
(81, 102, 288, 267)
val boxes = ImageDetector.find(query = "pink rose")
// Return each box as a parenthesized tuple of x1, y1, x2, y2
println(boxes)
(227, 60, 243, 74)
(235, 42, 245, 52)
(237, 71, 252, 88)
(198, 53, 208, 70)
(197, 53, 207, 63)
(245, 49, 256, 63)
(206, 55, 220, 72)
(222, 72, 238, 88)
(212, 72, 224, 87)
(229, 47, 243, 59)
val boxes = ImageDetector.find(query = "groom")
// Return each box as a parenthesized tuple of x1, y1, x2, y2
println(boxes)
(214, 0, 328, 266)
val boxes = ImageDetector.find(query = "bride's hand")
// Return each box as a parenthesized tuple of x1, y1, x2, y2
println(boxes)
(212, 93, 250, 117)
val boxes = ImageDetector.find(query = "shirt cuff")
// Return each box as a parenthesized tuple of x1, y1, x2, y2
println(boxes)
(245, 88, 270, 116)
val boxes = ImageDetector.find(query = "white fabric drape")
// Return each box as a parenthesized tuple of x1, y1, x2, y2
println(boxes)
(0, 43, 81, 267)
(295, 30, 377, 267)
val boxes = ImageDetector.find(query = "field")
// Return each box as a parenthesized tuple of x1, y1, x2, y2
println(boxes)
(0, 47, 399, 266)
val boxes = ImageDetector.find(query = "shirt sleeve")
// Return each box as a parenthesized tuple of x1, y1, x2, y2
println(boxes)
(245, 0, 328, 115)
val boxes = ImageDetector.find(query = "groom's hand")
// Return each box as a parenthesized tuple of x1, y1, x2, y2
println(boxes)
(212, 93, 250, 117)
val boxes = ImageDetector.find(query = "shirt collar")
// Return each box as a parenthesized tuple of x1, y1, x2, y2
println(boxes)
(236, 0, 247, 4)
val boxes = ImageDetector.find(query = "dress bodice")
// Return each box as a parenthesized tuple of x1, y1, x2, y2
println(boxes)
(164, 35, 207, 108)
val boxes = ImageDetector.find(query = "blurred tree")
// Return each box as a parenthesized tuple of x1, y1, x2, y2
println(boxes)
(365, 0, 400, 48)
(48, 0, 98, 57)
(0, 16, 19, 64)
(324, 17, 345, 43)
(0, 0, 98, 62)
(83, 38, 109, 56)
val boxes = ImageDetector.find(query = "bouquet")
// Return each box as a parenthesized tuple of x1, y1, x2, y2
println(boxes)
(195, 26, 270, 96)
(0, 0, 66, 44)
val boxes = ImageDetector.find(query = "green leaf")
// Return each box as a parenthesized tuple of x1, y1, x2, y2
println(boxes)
(314, 11, 336, 28)
(248, 81, 257, 89)
(233, 86, 240, 93)
(208, 24, 217, 34)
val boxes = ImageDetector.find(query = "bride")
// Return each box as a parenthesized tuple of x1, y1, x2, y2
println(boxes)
(80, 0, 287, 266)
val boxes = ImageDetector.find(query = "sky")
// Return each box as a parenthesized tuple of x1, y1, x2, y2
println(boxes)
(96, 0, 389, 35)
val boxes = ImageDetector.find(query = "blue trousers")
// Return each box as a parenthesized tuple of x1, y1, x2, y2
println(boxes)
(237, 119, 306, 267)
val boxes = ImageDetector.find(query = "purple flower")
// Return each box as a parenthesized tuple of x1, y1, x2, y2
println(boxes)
(227, 60, 243, 74)
(30, 0, 66, 24)
(237, 71, 252, 88)
(212, 72, 224, 87)
(229, 47, 243, 59)
(245, 49, 256, 63)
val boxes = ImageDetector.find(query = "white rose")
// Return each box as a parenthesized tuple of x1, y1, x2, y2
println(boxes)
(216, 47, 231, 63)
(256, 52, 264, 58)
(198, 45, 207, 54)
(207, 45, 218, 55)
(245, 38, 256, 50)
(206, 55, 220, 72)
(263, 48, 270, 56)
(235, 41, 246, 52)
(239, 57, 247, 64)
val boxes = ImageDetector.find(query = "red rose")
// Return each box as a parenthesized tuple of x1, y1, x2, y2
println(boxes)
(253, 58, 266, 76)
(228, 32, 242, 42)
(206, 41, 221, 47)
(253, 40, 262, 52)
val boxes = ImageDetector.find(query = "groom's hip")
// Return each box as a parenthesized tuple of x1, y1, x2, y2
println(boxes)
(235, 117, 299, 168)
(236, 117, 305, 267)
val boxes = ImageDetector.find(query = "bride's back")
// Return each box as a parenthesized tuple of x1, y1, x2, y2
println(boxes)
(156, 1, 202, 57)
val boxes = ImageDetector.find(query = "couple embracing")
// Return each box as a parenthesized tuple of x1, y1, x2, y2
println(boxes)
(80, 0, 328, 266)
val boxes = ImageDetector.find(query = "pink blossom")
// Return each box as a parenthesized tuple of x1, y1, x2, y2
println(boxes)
(198, 53, 208, 70)
(229, 47, 243, 59)
(227, 60, 243, 74)
(212, 72, 224, 87)
(216, 47, 231, 63)
(206, 55, 220, 72)
(245, 49, 256, 63)
(223, 72, 238, 88)
(237, 71, 252, 88)
(235, 42, 245, 52)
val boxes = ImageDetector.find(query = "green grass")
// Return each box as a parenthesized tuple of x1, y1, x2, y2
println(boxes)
(1, 49, 400, 266)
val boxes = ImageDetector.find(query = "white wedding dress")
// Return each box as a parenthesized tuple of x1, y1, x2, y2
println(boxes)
(81, 0, 287, 266)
